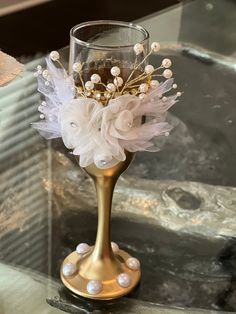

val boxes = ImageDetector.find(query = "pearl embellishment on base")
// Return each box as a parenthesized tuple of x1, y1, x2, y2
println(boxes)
(126, 257, 140, 270)
(76, 243, 90, 254)
(62, 263, 77, 277)
(117, 273, 131, 288)
(111, 242, 119, 252)
(87, 280, 103, 295)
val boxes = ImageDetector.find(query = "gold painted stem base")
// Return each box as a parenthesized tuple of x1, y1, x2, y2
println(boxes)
(61, 152, 141, 300)
(61, 247, 141, 300)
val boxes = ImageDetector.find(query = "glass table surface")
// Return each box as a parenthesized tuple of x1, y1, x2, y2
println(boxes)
(0, 1, 236, 313)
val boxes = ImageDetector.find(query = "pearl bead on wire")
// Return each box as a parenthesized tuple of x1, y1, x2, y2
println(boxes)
(162, 58, 172, 68)
(145, 65, 154, 75)
(163, 69, 173, 79)
(73, 62, 82, 73)
(151, 42, 160, 52)
(111, 66, 121, 77)
(133, 43, 144, 55)
(114, 77, 123, 87)
(139, 83, 149, 93)
(106, 83, 116, 92)
(85, 81, 94, 91)
(49, 50, 60, 61)
(91, 73, 101, 84)
(150, 80, 159, 88)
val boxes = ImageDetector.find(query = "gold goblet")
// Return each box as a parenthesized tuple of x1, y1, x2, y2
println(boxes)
(60, 20, 149, 300)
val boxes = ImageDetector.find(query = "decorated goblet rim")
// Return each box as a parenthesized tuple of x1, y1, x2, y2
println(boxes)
(70, 20, 150, 50)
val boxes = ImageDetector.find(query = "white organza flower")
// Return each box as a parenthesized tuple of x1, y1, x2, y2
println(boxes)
(32, 54, 179, 169)
(101, 79, 177, 154)
(58, 97, 125, 168)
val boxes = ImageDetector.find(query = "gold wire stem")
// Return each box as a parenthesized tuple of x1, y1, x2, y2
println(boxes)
(121, 50, 153, 93)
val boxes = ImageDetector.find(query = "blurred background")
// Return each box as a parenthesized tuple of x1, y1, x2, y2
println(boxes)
(0, 0, 180, 57)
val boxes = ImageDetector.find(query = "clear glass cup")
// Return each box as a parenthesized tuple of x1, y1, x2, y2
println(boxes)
(69, 20, 149, 83)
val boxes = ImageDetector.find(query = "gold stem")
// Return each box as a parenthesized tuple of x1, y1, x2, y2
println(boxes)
(92, 175, 117, 261)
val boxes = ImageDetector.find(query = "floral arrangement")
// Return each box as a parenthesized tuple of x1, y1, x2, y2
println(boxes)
(32, 42, 181, 169)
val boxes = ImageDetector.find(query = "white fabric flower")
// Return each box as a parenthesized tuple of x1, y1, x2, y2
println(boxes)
(58, 98, 125, 168)
(32, 55, 179, 169)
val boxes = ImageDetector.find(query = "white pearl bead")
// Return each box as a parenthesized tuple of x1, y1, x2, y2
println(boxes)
(33, 72, 38, 77)
(177, 92, 182, 97)
(94, 92, 101, 100)
(111, 66, 121, 76)
(111, 242, 119, 252)
(41, 101, 47, 106)
(150, 80, 159, 88)
(151, 42, 160, 52)
(85, 81, 94, 91)
(145, 65, 154, 74)
(162, 96, 167, 101)
(117, 273, 131, 288)
(39, 114, 45, 119)
(165, 132, 170, 136)
(38, 105, 44, 113)
(104, 91, 111, 99)
(91, 73, 101, 83)
(114, 77, 123, 87)
(87, 280, 103, 295)
(37, 65, 42, 71)
(162, 58, 172, 68)
(106, 83, 116, 92)
(163, 69, 173, 79)
(45, 81, 50, 86)
(173, 83, 177, 89)
(126, 257, 140, 270)
(139, 93, 147, 100)
(76, 243, 90, 254)
(72, 62, 82, 73)
(139, 83, 148, 93)
(42, 69, 50, 79)
(133, 43, 144, 55)
(37, 69, 42, 75)
(62, 263, 76, 277)
(49, 50, 60, 61)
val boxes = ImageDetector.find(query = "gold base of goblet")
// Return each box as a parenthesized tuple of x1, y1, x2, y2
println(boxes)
(61, 152, 140, 300)
(60, 247, 141, 300)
